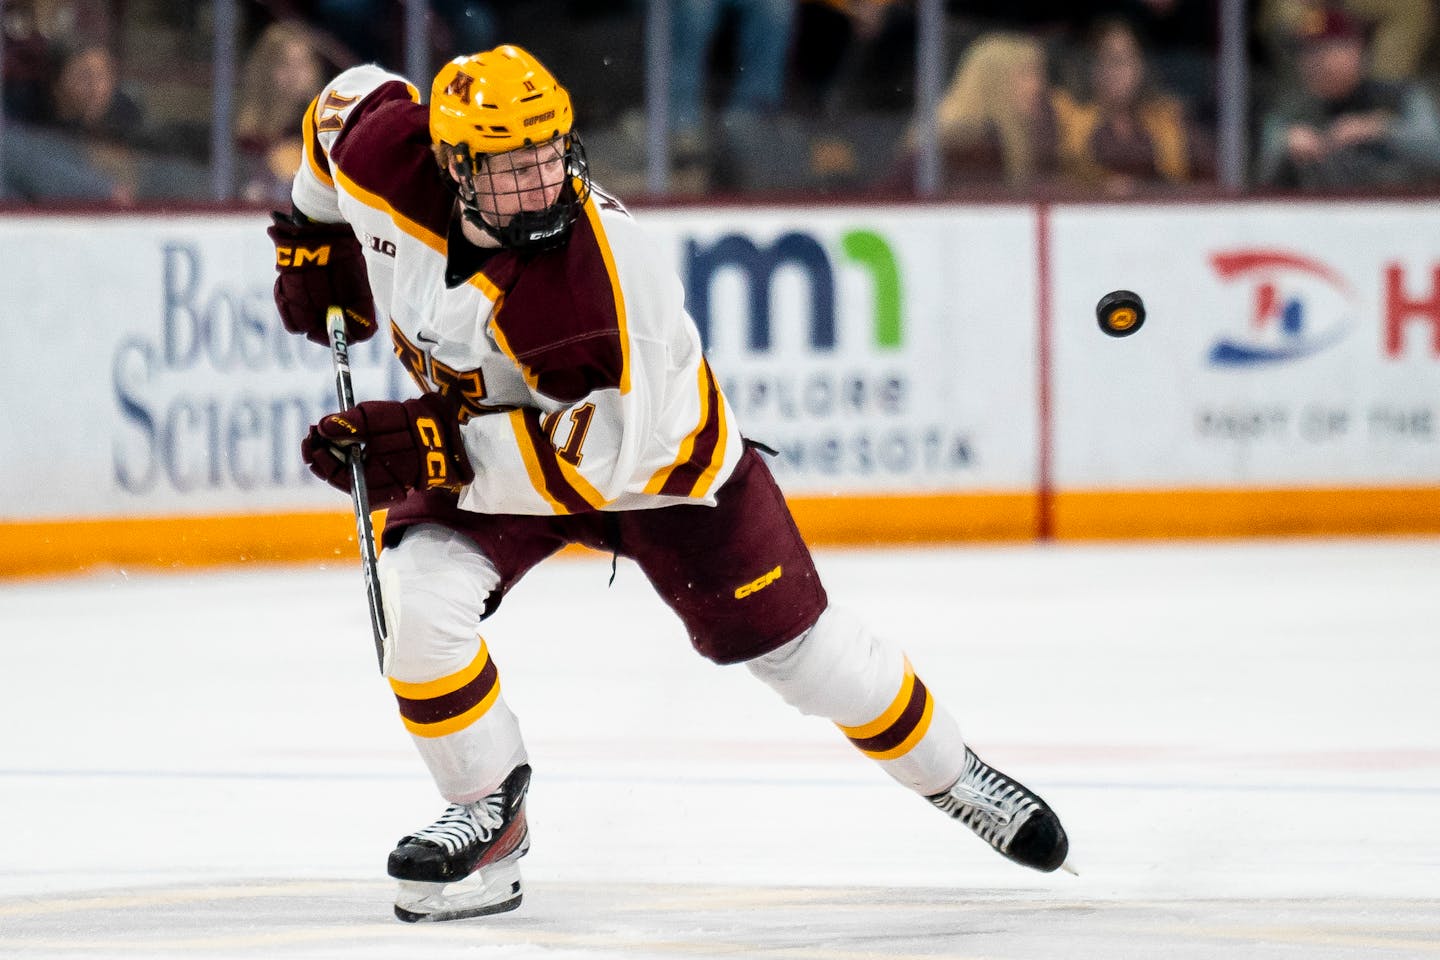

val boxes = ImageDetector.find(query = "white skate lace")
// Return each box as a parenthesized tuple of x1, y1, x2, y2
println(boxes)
(930, 750, 1041, 850)
(409, 793, 508, 857)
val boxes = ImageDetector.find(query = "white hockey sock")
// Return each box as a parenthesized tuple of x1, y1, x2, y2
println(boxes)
(379, 524, 528, 803)
(746, 606, 967, 796)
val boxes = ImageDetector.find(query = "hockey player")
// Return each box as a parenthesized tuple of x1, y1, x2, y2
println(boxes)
(269, 45, 1069, 923)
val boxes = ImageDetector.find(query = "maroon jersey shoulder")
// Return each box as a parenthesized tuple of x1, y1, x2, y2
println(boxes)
(490, 207, 625, 404)
(330, 83, 453, 239)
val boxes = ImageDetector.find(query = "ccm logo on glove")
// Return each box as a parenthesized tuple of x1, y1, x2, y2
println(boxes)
(267, 211, 378, 346)
(274, 244, 332, 267)
(415, 418, 453, 485)
(301, 394, 474, 506)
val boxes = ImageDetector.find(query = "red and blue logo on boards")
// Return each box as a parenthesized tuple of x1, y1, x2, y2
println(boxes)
(1208, 250, 1355, 366)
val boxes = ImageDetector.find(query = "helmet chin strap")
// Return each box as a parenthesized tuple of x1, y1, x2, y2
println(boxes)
(459, 196, 573, 252)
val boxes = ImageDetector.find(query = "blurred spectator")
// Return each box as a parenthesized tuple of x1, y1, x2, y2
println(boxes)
(2, 40, 144, 201)
(790, 0, 911, 186)
(2, 2, 116, 116)
(1092, 0, 1216, 111)
(3, 0, 112, 48)
(49, 42, 144, 141)
(670, 0, 798, 179)
(2, 1, 91, 119)
(792, 0, 905, 112)
(1261, 0, 1435, 83)
(1257, 8, 1440, 189)
(1053, 17, 1202, 193)
(907, 33, 1060, 191)
(234, 21, 326, 204)
(1343, 0, 1435, 81)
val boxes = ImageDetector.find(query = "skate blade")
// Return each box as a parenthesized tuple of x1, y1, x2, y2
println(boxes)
(393, 862, 522, 923)
(394, 890, 521, 923)
(1059, 860, 1080, 876)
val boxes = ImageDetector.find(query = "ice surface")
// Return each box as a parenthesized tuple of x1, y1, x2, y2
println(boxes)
(2, 539, 1438, 958)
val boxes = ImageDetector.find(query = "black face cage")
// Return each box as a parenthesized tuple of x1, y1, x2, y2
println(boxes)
(442, 134, 591, 253)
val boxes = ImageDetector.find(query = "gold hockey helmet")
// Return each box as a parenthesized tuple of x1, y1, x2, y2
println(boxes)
(429, 45, 574, 155)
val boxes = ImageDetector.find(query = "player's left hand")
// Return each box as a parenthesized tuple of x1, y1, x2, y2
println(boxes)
(268, 211, 378, 346)
(302, 393, 474, 505)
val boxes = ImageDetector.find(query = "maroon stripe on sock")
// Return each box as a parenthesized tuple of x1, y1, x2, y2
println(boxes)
(847, 677, 930, 755)
(395, 655, 499, 726)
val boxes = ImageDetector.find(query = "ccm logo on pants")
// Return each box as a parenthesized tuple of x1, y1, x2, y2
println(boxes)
(735, 565, 782, 599)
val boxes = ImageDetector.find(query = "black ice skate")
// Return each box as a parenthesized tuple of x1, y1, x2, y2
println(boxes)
(387, 764, 532, 922)
(927, 748, 1069, 873)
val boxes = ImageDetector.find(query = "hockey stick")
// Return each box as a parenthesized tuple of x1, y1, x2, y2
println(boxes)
(325, 306, 392, 676)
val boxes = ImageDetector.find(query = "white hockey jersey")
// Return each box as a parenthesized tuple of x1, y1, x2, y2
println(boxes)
(290, 65, 743, 515)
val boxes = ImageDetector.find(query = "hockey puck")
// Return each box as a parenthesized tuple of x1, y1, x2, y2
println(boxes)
(1096, 290, 1145, 337)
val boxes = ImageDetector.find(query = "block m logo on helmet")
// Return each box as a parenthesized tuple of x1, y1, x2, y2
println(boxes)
(444, 72, 474, 103)
(685, 230, 903, 354)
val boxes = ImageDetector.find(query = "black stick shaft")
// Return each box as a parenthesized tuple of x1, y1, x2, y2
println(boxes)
(326, 307, 389, 674)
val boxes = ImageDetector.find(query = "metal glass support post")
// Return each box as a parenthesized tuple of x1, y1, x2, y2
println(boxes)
(1217, 0, 1250, 191)
(210, 0, 239, 200)
(645, 0, 672, 195)
(914, 0, 943, 197)
(404, 0, 428, 94)
(0, 26, 8, 196)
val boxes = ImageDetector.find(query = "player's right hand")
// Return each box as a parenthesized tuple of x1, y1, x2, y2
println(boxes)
(267, 211, 378, 346)
(301, 393, 475, 505)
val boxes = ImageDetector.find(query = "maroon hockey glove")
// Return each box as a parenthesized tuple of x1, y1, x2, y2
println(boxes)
(267, 211, 378, 345)
(301, 393, 475, 505)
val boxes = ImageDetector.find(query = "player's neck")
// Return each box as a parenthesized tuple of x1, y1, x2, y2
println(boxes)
(444, 209, 509, 288)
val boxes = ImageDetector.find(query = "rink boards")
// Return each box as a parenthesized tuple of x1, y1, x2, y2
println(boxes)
(1, 200, 1438, 573)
